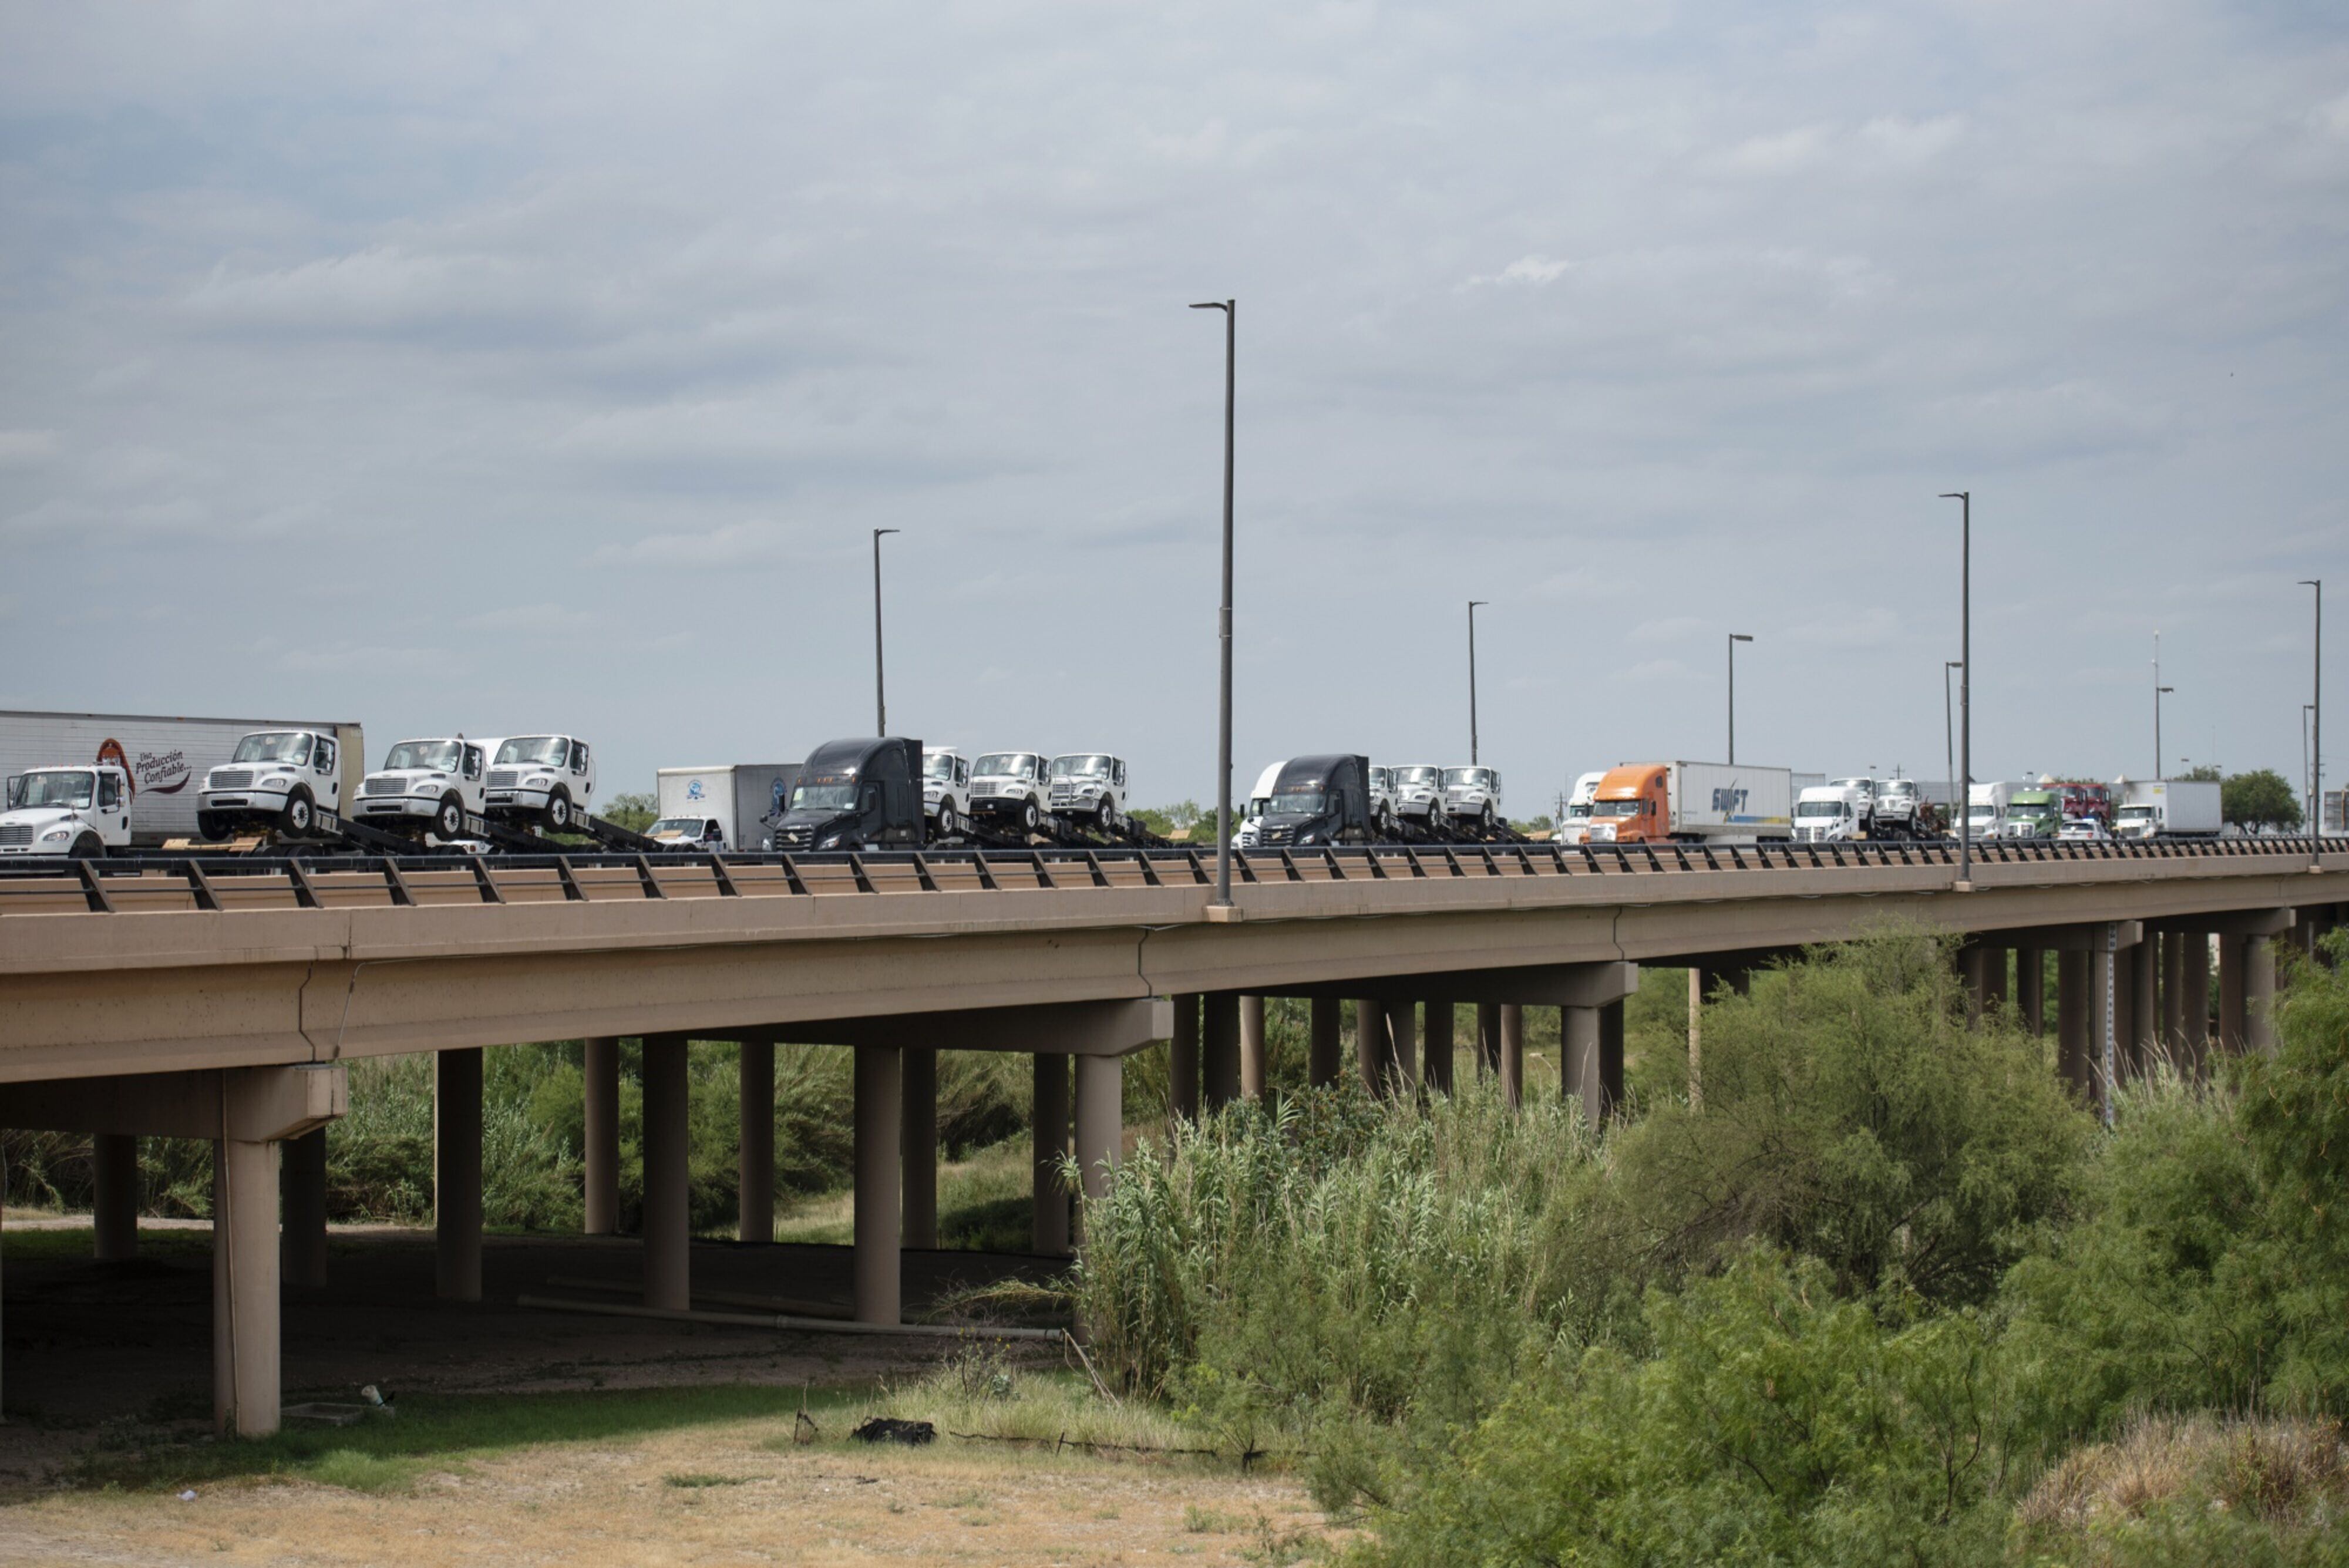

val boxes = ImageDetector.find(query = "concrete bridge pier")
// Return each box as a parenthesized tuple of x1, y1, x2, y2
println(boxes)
(0, 1064, 347, 1438)
(2017, 948, 2045, 1035)
(1498, 1004, 1525, 1108)
(1422, 1002, 1455, 1094)
(1032, 1054, 1070, 1256)
(1389, 1003, 1419, 1096)
(1475, 1004, 1502, 1084)
(640, 1035, 691, 1312)
(2182, 935, 2211, 1072)
(1169, 995, 1200, 1119)
(91, 1132, 139, 1261)
(2160, 936, 2185, 1061)
(1561, 998, 1626, 1129)
(2128, 942, 2158, 1082)
(583, 1037, 620, 1235)
(1203, 992, 1241, 1111)
(2219, 937, 2246, 1054)
(435, 1047, 483, 1304)
(1355, 998, 1386, 1095)
(1308, 998, 1342, 1088)
(852, 1043, 902, 1324)
(281, 1127, 328, 1288)
(1073, 1054, 1123, 1209)
(742, 1039, 776, 1245)
(900, 1047, 936, 1250)
(1240, 995, 1267, 1101)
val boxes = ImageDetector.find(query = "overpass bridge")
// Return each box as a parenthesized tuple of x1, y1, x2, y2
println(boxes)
(4, 836, 2343, 1434)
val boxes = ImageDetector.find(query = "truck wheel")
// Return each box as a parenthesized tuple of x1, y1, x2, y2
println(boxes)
(69, 833, 103, 859)
(282, 788, 314, 836)
(1428, 800, 1448, 831)
(1480, 801, 1497, 833)
(436, 795, 465, 839)
(197, 809, 230, 841)
(545, 789, 573, 832)
(1098, 798, 1118, 833)
(937, 803, 958, 838)
(1021, 799, 1041, 833)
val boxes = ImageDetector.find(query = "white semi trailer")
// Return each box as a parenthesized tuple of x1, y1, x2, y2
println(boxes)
(0, 709, 363, 847)
(2111, 778, 2222, 840)
(654, 763, 803, 853)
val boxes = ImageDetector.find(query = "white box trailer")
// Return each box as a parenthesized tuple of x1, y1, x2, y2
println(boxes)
(0, 709, 363, 846)
(654, 763, 803, 852)
(2112, 778, 2222, 840)
(1668, 761, 1793, 839)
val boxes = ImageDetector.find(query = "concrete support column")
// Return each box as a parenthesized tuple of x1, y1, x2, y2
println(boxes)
(583, 1037, 620, 1236)
(852, 1044, 902, 1325)
(1202, 992, 1241, 1111)
(1960, 945, 1991, 1025)
(1239, 995, 1267, 1102)
(1422, 1003, 1456, 1095)
(92, 1132, 140, 1262)
(1563, 1005, 1597, 1126)
(2219, 936, 2247, 1055)
(900, 1047, 937, 1250)
(1499, 1004, 1525, 1109)
(1355, 998, 1386, 1095)
(2182, 934, 2212, 1075)
(1031, 1054, 1070, 1256)
(640, 1035, 691, 1313)
(2056, 950, 2093, 1101)
(2161, 936, 2185, 1062)
(2091, 942, 2118, 1113)
(2246, 934, 2278, 1054)
(1388, 1002, 1418, 1096)
(1476, 1003, 1502, 1079)
(212, 1134, 281, 1437)
(1168, 995, 1201, 1120)
(1307, 998, 1342, 1089)
(280, 1127, 327, 1288)
(2016, 949, 2045, 1035)
(434, 1047, 483, 1304)
(1687, 968, 1706, 1105)
(1073, 1054, 1123, 1209)
(1595, 1000, 1626, 1125)
(2129, 941, 2157, 1081)
(739, 1039, 775, 1245)
(1985, 949, 2009, 1012)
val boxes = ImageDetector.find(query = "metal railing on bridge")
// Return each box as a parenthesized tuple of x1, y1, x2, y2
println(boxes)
(0, 836, 2335, 917)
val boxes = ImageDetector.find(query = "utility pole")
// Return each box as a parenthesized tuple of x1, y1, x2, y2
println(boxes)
(1727, 633, 1753, 763)
(1944, 659, 1962, 830)
(1191, 300, 1237, 906)
(1940, 492, 1971, 884)
(2301, 580, 2322, 839)
(872, 528, 899, 735)
(1468, 601, 1489, 764)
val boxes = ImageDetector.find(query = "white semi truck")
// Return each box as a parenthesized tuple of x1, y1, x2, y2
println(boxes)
(922, 748, 972, 837)
(1, 709, 364, 849)
(1967, 781, 2020, 840)
(1049, 753, 1129, 832)
(487, 735, 598, 830)
(1442, 766, 1504, 832)
(2111, 777, 2222, 840)
(356, 737, 494, 840)
(652, 763, 803, 852)
(1556, 770, 1606, 845)
(970, 750, 1050, 833)
(1793, 783, 1871, 842)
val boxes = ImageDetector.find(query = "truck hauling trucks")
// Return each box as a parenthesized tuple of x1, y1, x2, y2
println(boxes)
(1583, 761, 1794, 844)
(1, 709, 364, 849)
(1442, 766, 1504, 833)
(486, 735, 597, 830)
(197, 727, 356, 837)
(652, 763, 803, 853)
(1049, 753, 1129, 832)
(2111, 777, 2221, 840)
(1248, 755, 1376, 847)
(970, 750, 1049, 833)
(1391, 765, 1446, 826)
(771, 738, 925, 852)
(357, 736, 493, 841)
(1, 760, 133, 857)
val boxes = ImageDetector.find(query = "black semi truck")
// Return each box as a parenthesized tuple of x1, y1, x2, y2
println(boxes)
(1251, 753, 1375, 847)
(769, 737, 926, 852)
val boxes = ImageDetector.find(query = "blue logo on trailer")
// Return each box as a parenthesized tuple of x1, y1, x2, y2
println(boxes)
(1712, 786, 1749, 813)
(686, 779, 706, 802)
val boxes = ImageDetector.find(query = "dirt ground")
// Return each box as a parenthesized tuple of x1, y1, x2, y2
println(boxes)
(0, 1221, 1061, 1492)
(1, 1418, 1346, 1566)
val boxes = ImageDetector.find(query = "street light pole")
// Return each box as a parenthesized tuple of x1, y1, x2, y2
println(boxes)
(1944, 659, 1962, 832)
(2156, 686, 2173, 781)
(872, 528, 900, 735)
(1468, 601, 1489, 764)
(1727, 634, 1753, 763)
(1192, 300, 1237, 906)
(2301, 580, 2322, 839)
(1940, 492, 1971, 883)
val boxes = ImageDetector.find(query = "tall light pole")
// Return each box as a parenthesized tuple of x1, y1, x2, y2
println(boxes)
(1944, 659, 1962, 831)
(1468, 601, 1489, 764)
(2156, 685, 2174, 780)
(1191, 300, 1237, 906)
(1940, 492, 1971, 883)
(2301, 580, 2321, 839)
(872, 527, 900, 735)
(1727, 633, 1754, 763)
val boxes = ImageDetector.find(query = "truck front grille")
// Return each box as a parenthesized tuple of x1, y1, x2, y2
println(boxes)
(210, 770, 254, 790)
(487, 770, 518, 789)
(0, 825, 32, 847)
(364, 778, 405, 796)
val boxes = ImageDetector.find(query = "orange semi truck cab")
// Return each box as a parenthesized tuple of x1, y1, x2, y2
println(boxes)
(1585, 764, 1668, 843)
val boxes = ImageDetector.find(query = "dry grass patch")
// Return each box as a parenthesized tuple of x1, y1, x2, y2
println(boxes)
(2018, 1412, 2348, 1554)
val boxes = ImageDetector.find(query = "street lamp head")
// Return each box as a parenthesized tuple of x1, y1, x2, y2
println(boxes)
(1189, 301, 1231, 313)
(874, 527, 900, 539)
(1730, 633, 1754, 644)
(1939, 492, 1968, 500)
(1946, 659, 1963, 668)
(1469, 600, 1489, 611)
(2159, 686, 2175, 695)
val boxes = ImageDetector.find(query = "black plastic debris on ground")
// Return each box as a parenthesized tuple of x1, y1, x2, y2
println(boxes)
(851, 1416, 935, 1446)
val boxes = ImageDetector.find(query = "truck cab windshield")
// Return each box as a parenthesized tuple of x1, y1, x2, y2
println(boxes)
(790, 783, 859, 812)
(1396, 767, 1439, 786)
(11, 770, 95, 809)
(1594, 799, 1643, 817)
(649, 817, 713, 837)
(2117, 805, 2156, 822)
(923, 755, 958, 780)
(383, 741, 462, 772)
(1796, 801, 1846, 818)
(1567, 802, 1593, 819)
(1268, 789, 1328, 815)
(233, 732, 312, 766)
(975, 753, 1036, 777)
(1444, 768, 1494, 789)
(496, 737, 568, 767)
(1052, 755, 1111, 778)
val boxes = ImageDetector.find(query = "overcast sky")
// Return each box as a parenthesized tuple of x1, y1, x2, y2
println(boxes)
(4, 1, 2345, 814)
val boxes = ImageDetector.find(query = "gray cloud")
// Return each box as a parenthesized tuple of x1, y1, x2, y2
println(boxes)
(1, 0, 2344, 806)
